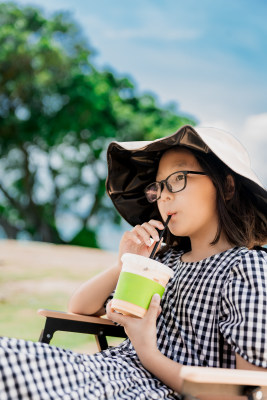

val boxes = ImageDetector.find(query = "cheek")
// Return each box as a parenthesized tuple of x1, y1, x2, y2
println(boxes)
(180, 181, 217, 214)
(191, 182, 217, 214)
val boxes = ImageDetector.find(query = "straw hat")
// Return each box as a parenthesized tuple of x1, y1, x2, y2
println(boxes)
(106, 125, 267, 227)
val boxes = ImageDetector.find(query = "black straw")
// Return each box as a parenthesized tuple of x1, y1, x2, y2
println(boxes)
(149, 215, 171, 259)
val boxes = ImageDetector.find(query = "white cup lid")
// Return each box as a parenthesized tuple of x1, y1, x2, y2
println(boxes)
(121, 253, 174, 278)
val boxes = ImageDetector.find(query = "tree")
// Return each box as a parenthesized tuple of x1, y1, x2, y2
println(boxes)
(0, 2, 196, 248)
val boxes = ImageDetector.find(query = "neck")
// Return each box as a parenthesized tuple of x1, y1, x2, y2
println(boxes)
(182, 233, 235, 263)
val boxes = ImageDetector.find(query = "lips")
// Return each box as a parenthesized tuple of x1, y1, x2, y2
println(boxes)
(167, 212, 176, 217)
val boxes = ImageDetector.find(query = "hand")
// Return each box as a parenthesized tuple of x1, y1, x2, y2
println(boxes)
(106, 294, 162, 363)
(118, 220, 165, 266)
(107, 296, 185, 394)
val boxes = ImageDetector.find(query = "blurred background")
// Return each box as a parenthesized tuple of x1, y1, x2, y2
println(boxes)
(0, 0, 266, 251)
(0, 0, 266, 349)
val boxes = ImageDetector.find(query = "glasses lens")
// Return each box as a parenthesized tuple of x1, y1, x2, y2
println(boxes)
(145, 182, 160, 203)
(167, 172, 185, 192)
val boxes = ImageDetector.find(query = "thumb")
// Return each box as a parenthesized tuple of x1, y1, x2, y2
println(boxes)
(146, 293, 161, 320)
(148, 237, 163, 254)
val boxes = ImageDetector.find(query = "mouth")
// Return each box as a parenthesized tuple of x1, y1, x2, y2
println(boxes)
(167, 212, 177, 217)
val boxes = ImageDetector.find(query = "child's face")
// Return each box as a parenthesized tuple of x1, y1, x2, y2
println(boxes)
(156, 148, 218, 241)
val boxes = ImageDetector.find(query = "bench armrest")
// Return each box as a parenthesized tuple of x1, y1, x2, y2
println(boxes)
(37, 309, 127, 351)
(180, 366, 267, 399)
(38, 309, 115, 325)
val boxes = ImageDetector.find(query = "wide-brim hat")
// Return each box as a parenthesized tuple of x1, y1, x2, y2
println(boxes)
(106, 125, 267, 227)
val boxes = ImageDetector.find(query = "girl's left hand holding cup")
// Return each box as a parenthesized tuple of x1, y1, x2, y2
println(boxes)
(106, 293, 162, 364)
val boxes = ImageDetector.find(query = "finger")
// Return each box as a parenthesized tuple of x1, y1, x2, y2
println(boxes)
(157, 306, 162, 318)
(148, 219, 165, 230)
(106, 301, 129, 326)
(124, 230, 142, 245)
(145, 293, 161, 322)
(106, 300, 117, 319)
(140, 222, 160, 242)
(134, 222, 165, 246)
(133, 224, 153, 247)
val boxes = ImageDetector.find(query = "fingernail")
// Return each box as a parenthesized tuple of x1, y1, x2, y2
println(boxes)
(136, 238, 141, 244)
(152, 293, 161, 302)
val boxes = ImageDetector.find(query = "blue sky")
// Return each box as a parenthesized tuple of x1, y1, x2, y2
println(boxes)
(13, 0, 267, 185)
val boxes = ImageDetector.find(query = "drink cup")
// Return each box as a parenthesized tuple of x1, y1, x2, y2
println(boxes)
(111, 253, 174, 318)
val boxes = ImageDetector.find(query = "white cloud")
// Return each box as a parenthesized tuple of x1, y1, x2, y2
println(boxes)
(77, 10, 201, 43)
(198, 119, 235, 133)
(241, 113, 267, 185)
(242, 113, 267, 141)
(197, 113, 267, 187)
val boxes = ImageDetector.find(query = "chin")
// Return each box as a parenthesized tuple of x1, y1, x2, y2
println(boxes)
(169, 228, 187, 237)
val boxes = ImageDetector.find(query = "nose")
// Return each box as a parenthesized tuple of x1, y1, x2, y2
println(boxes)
(159, 182, 173, 201)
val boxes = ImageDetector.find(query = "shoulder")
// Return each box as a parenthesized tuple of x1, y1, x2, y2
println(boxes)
(220, 248, 267, 317)
(235, 247, 266, 271)
(226, 246, 267, 286)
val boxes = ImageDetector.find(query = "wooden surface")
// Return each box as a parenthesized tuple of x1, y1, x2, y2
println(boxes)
(180, 366, 267, 386)
(38, 309, 116, 326)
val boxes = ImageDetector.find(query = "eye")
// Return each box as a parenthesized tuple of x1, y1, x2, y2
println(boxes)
(168, 172, 184, 187)
(175, 173, 184, 181)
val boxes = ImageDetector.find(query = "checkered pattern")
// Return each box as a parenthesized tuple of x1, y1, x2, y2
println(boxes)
(0, 247, 266, 399)
(156, 246, 267, 369)
(0, 336, 178, 400)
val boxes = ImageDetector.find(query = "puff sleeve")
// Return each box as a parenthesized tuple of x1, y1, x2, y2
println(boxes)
(219, 249, 267, 367)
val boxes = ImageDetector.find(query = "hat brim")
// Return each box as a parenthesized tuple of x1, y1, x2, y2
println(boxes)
(106, 125, 267, 226)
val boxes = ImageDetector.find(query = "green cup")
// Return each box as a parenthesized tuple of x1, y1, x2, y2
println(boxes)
(111, 253, 174, 318)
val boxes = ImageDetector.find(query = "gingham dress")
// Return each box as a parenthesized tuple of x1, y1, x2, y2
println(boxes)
(1, 246, 267, 399)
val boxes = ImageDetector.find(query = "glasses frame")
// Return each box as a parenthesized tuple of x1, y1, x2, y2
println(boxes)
(144, 170, 207, 203)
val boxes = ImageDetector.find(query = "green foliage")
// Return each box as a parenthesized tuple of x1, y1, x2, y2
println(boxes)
(0, 2, 196, 247)
(69, 227, 99, 248)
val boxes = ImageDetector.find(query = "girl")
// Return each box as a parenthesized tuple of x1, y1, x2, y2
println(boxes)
(1, 125, 267, 399)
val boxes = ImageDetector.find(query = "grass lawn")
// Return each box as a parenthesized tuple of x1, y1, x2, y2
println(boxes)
(0, 240, 123, 354)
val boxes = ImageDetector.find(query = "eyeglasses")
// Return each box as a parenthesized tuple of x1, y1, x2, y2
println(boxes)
(144, 170, 207, 203)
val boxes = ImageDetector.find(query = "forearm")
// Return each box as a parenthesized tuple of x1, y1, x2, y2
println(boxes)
(68, 264, 121, 315)
(106, 293, 184, 393)
(140, 349, 183, 394)
(141, 351, 267, 398)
